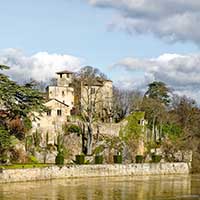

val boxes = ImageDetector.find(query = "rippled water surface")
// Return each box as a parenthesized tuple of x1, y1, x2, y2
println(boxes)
(1, 174, 200, 200)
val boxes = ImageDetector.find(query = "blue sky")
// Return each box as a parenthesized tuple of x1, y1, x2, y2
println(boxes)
(1, 0, 200, 101)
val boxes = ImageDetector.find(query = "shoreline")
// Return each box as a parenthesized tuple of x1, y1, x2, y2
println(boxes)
(0, 162, 191, 184)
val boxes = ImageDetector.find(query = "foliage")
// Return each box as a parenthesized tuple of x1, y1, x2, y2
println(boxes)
(93, 144, 105, 155)
(145, 141, 161, 153)
(95, 155, 103, 164)
(0, 65, 46, 161)
(0, 68, 46, 121)
(63, 124, 81, 135)
(25, 136, 33, 152)
(0, 126, 11, 150)
(0, 126, 19, 163)
(135, 155, 144, 163)
(28, 155, 39, 164)
(162, 123, 182, 140)
(113, 155, 122, 164)
(32, 130, 41, 147)
(151, 154, 162, 163)
(145, 81, 171, 106)
(55, 133, 64, 152)
(141, 98, 166, 130)
(104, 136, 124, 153)
(55, 152, 64, 165)
(75, 154, 85, 164)
(120, 112, 145, 140)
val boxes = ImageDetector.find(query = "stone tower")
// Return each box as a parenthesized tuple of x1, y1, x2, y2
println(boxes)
(47, 70, 74, 109)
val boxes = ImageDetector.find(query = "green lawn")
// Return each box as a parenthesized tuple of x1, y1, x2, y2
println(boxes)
(0, 163, 53, 169)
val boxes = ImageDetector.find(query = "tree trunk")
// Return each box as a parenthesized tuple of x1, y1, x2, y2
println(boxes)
(81, 123, 87, 154)
(86, 121, 93, 155)
(152, 116, 156, 142)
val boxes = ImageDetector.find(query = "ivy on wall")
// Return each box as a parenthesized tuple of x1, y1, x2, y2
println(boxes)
(119, 111, 146, 141)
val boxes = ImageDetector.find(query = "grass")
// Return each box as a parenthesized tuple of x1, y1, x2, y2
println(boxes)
(0, 163, 53, 169)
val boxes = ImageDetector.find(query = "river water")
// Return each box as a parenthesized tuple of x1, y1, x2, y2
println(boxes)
(0, 174, 200, 200)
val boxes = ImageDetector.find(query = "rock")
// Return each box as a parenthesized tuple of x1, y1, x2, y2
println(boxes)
(183, 151, 192, 162)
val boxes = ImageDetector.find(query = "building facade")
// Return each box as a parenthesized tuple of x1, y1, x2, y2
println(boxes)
(80, 78, 113, 122)
(32, 71, 74, 144)
(31, 70, 113, 143)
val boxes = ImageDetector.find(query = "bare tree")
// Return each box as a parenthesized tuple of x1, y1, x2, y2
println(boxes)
(112, 87, 143, 122)
(74, 66, 109, 155)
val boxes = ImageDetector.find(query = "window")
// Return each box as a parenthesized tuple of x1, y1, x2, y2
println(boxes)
(47, 110, 51, 116)
(67, 74, 70, 78)
(57, 109, 62, 116)
(91, 88, 95, 94)
(62, 91, 65, 96)
(60, 74, 62, 78)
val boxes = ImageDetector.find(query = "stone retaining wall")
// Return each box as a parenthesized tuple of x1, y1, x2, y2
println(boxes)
(0, 162, 190, 183)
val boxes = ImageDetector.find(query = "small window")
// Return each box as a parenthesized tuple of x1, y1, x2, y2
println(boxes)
(57, 109, 62, 116)
(60, 74, 62, 78)
(67, 74, 70, 78)
(62, 91, 65, 96)
(91, 88, 95, 94)
(47, 110, 51, 116)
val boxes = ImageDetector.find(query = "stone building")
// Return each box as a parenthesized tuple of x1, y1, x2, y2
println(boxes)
(32, 70, 74, 144)
(31, 70, 113, 143)
(80, 78, 113, 122)
(47, 70, 74, 110)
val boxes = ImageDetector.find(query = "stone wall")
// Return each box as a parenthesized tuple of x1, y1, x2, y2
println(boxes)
(93, 122, 123, 137)
(0, 162, 190, 183)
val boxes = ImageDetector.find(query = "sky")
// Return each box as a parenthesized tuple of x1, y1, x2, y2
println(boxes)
(1, 0, 200, 102)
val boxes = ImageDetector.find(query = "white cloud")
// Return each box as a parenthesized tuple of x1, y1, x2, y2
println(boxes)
(0, 48, 83, 82)
(88, 0, 200, 44)
(113, 53, 200, 103)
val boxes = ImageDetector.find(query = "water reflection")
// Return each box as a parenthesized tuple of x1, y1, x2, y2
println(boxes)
(1, 175, 200, 200)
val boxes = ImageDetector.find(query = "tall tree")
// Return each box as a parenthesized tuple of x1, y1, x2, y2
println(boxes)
(0, 65, 46, 161)
(145, 81, 171, 106)
(141, 97, 167, 141)
(74, 66, 108, 155)
(142, 81, 171, 142)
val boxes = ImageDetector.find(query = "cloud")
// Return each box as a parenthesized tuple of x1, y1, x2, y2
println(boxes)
(0, 48, 83, 83)
(88, 0, 200, 44)
(113, 53, 200, 103)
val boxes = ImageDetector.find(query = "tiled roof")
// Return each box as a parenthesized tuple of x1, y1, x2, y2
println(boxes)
(47, 99, 69, 107)
(56, 70, 74, 74)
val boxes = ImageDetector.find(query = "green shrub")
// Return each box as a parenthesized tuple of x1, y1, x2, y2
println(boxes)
(93, 145, 105, 155)
(75, 154, 85, 164)
(29, 155, 39, 164)
(152, 154, 162, 163)
(55, 152, 64, 165)
(95, 155, 103, 164)
(135, 155, 144, 163)
(113, 155, 122, 164)
(63, 124, 81, 135)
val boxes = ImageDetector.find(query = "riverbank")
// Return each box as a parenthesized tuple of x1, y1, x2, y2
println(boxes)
(0, 162, 190, 183)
